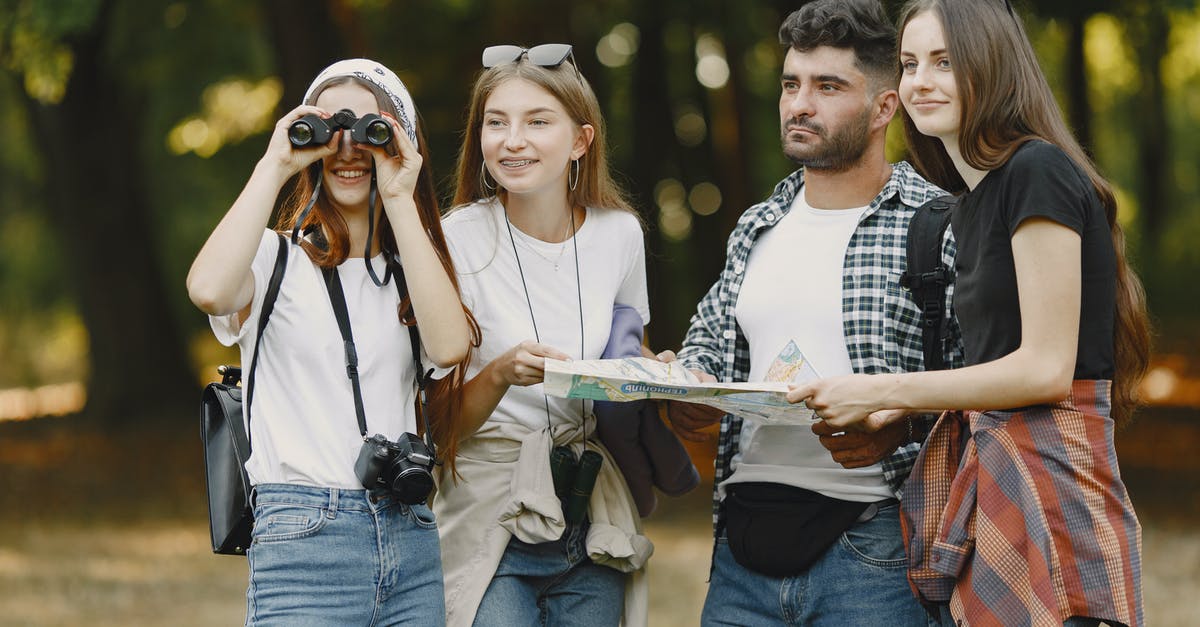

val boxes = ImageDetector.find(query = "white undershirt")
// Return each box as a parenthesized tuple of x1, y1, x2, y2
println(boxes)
(210, 230, 428, 489)
(727, 186, 893, 502)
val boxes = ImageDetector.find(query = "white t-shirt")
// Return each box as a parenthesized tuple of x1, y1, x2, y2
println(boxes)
(727, 187, 893, 502)
(210, 229, 426, 489)
(443, 199, 649, 431)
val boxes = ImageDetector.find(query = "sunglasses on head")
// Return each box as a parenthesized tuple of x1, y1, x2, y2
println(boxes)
(481, 43, 582, 80)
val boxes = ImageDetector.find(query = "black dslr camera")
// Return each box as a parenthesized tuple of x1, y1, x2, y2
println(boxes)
(288, 108, 393, 148)
(354, 433, 435, 504)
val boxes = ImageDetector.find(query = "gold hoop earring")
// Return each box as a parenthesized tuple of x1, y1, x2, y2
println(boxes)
(568, 158, 580, 192)
(481, 162, 497, 193)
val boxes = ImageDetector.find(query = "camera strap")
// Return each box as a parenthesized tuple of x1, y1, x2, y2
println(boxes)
(291, 167, 393, 288)
(290, 171, 323, 246)
(321, 264, 437, 459)
(363, 174, 394, 287)
(390, 265, 439, 458)
(321, 266, 371, 438)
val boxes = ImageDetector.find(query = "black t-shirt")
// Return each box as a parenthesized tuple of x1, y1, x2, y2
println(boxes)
(951, 140, 1116, 379)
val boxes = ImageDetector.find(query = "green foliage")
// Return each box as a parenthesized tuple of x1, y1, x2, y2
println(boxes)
(0, 0, 102, 102)
(1, 0, 1199, 394)
(0, 74, 74, 386)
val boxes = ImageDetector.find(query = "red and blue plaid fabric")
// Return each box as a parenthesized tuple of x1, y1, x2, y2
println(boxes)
(901, 380, 1143, 626)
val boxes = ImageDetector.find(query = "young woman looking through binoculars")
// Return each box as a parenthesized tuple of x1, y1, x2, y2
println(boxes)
(187, 58, 474, 625)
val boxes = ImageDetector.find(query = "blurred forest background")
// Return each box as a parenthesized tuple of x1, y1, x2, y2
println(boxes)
(1, 0, 1199, 625)
(3, 0, 1200, 420)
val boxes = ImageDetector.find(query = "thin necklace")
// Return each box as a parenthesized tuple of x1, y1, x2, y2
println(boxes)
(514, 214, 574, 271)
(502, 204, 588, 447)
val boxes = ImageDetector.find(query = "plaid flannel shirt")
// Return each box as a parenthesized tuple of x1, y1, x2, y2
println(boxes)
(677, 162, 965, 533)
(903, 381, 1143, 625)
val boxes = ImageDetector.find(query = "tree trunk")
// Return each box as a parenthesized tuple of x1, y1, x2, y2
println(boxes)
(264, 0, 348, 111)
(21, 0, 194, 427)
(1133, 5, 1169, 247)
(1065, 10, 1093, 155)
(710, 1, 755, 248)
(630, 5, 686, 349)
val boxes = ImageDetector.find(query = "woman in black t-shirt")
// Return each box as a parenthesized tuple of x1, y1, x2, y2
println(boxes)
(789, 1, 1151, 626)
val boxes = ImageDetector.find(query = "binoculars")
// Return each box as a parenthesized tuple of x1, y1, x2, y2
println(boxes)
(288, 108, 393, 148)
(550, 445, 603, 525)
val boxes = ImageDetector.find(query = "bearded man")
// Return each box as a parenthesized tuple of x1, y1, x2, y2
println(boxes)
(658, 1, 964, 624)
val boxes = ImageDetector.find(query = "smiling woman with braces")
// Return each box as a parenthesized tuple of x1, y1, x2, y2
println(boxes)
(433, 45, 653, 627)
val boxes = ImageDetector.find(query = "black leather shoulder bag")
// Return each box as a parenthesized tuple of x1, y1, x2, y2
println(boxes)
(199, 232, 288, 556)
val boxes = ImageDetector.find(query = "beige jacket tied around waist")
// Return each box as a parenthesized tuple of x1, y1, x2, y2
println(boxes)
(433, 417, 653, 627)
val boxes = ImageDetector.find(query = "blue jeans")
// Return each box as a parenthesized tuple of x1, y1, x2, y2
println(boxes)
(473, 521, 625, 627)
(245, 483, 445, 626)
(701, 501, 932, 627)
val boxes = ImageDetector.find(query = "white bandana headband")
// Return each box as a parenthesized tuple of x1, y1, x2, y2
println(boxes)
(302, 58, 418, 144)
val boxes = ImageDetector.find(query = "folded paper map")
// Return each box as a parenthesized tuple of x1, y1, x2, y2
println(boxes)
(543, 341, 820, 425)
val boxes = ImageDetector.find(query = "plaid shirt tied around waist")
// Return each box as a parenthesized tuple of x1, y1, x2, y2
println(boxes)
(901, 380, 1143, 626)
(677, 163, 963, 533)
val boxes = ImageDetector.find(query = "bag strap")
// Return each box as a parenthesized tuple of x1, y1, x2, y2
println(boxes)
(898, 195, 956, 371)
(243, 232, 290, 451)
(321, 263, 437, 458)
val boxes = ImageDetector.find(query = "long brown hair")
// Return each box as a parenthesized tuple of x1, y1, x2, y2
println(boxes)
(898, 0, 1151, 424)
(276, 75, 481, 462)
(450, 57, 635, 217)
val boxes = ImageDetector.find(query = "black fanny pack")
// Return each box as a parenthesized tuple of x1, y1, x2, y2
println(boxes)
(723, 482, 872, 577)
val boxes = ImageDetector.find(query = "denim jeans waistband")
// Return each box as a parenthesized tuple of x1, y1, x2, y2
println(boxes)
(251, 483, 397, 512)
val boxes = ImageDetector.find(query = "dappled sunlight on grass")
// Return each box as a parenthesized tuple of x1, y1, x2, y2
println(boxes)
(643, 510, 712, 625)
(0, 521, 246, 627)
(40, 528, 213, 584)
(1141, 523, 1200, 627)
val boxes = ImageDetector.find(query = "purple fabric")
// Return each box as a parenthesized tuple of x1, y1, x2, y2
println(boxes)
(594, 305, 700, 517)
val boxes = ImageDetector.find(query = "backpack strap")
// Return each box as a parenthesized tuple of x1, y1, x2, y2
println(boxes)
(242, 231, 290, 452)
(899, 196, 956, 372)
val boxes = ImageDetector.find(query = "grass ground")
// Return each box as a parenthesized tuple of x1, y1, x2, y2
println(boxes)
(0, 408, 1196, 626)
